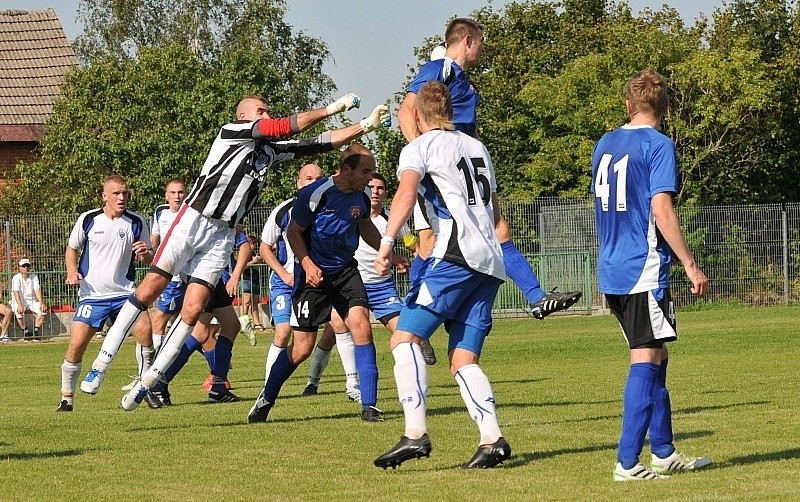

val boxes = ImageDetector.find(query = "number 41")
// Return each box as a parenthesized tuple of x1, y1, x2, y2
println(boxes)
(594, 153, 628, 212)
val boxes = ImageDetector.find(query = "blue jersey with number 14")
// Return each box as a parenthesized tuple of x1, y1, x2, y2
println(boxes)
(591, 125, 677, 295)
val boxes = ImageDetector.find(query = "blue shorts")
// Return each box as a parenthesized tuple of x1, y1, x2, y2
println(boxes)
(156, 281, 185, 315)
(365, 279, 402, 324)
(398, 259, 502, 354)
(270, 282, 292, 326)
(73, 296, 129, 330)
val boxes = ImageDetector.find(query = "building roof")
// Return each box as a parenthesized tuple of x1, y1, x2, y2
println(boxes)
(0, 8, 77, 141)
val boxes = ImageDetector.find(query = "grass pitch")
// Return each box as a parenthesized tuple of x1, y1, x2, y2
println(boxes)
(1, 307, 799, 500)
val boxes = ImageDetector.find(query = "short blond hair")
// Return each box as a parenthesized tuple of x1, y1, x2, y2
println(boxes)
(415, 81, 454, 131)
(103, 175, 127, 190)
(626, 69, 668, 118)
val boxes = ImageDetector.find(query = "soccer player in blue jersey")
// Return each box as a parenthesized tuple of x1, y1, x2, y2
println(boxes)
(591, 69, 711, 481)
(398, 17, 582, 320)
(260, 164, 325, 383)
(301, 172, 420, 396)
(248, 145, 407, 424)
(374, 81, 510, 470)
(59, 175, 157, 411)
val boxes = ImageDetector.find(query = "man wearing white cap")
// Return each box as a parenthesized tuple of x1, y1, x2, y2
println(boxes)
(11, 258, 47, 338)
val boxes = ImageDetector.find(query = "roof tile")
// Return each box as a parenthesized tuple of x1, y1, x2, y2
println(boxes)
(0, 8, 77, 138)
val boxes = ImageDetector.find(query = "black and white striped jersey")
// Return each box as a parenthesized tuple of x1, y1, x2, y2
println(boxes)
(185, 120, 334, 228)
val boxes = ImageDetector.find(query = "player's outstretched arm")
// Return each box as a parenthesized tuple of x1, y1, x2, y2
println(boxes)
(328, 105, 392, 147)
(293, 93, 361, 133)
(652, 192, 708, 296)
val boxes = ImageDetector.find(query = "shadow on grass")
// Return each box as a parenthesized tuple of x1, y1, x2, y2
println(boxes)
(672, 430, 714, 441)
(488, 377, 552, 386)
(718, 448, 800, 467)
(505, 442, 618, 468)
(2, 449, 84, 461)
(675, 400, 770, 415)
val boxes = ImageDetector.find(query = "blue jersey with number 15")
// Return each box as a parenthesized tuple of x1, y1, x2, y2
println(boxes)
(591, 125, 677, 295)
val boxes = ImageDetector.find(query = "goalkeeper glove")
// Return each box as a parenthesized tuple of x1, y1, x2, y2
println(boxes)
(326, 93, 361, 115)
(360, 105, 391, 133)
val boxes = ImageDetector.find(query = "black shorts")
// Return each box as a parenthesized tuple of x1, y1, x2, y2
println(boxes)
(605, 288, 677, 349)
(205, 279, 233, 312)
(290, 260, 368, 332)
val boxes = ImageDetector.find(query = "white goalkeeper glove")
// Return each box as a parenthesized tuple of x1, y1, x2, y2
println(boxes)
(360, 105, 391, 133)
(326, 93, 361, 116)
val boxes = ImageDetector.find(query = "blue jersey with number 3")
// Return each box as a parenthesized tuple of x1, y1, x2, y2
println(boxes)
(591, 125, 677, 295)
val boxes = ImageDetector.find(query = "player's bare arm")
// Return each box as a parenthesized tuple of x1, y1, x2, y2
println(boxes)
(64, 246, 82, 285)
(652, 192, 708, 296)
(286, 219, 323, 287)
(375, 169, 420, 275)
(260, 241, 293, 287)
(398, 92, 421, 142)
(227, 239, 252, 297)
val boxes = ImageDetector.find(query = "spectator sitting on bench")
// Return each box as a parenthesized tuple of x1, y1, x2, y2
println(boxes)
(11, 258, 47, 339)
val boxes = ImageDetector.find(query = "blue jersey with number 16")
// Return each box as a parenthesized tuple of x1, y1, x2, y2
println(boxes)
(591, 124, 677, 295)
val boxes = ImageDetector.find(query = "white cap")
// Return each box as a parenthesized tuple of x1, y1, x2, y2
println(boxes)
(19, 258, 31, 267)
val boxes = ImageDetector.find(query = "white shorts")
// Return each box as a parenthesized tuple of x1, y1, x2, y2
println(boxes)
(10, 300, 46, 318)
(152, 205, 234, 286)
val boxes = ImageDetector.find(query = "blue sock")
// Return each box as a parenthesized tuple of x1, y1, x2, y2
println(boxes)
(262, 349, 298, 403)
(618, 362, 659, 469)
(203, 348, 215, 371)
(409, 255, 425, 284)
(163, 335, 202, 383)
(354, 342, 378, 409)
(212, 335, 233, 382)
(649, 359, 675, 459)
(501, 240, 544, 304)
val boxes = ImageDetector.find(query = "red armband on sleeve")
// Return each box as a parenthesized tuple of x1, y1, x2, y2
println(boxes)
(256, 117, 293, 138)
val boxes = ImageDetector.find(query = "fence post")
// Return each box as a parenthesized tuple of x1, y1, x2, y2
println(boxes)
(783, 209, 789, 305)
(5, 220, 10, 302)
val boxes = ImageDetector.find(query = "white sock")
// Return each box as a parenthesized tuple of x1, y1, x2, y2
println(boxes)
(141, 318, 193, 388)
(93, 300, 144, 371)
(152, 334, 164, 354)
(454, 364, 502, 445)
(307, 345, 332, 386)
(136, 343, 155, 377)
(392, 342, 428, 439)
(265, 342, 286, 385)
(61, 359, 81, 397)
(335, 331, 359, 392)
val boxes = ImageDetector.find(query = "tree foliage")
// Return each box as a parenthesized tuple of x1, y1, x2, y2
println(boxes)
(391, 0, 800, 206)
(5, 0, 800, 215)
(0, 0, 337, 216)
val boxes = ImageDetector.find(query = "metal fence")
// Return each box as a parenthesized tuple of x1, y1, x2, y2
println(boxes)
(3, 199, 798, 336)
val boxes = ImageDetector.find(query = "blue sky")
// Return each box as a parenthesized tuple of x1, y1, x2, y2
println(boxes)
(15, 0, 724, 117)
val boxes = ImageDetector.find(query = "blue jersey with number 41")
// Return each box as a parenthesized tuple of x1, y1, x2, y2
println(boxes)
(591, 124, 677, 295)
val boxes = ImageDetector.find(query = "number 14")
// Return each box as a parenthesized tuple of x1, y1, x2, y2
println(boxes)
(594, 153, 628, 212)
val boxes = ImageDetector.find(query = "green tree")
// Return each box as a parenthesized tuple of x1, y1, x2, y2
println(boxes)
(0, 0, 336, 216)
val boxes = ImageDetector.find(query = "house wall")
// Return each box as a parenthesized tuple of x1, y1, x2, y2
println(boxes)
(0, 141, 38, 178)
